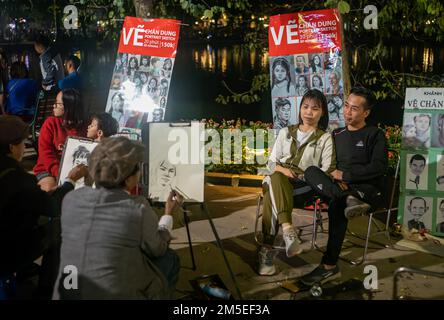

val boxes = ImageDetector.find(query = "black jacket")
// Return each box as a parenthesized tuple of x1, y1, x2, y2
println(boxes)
(0, 155, 73, 274)
(333, 125, 388, 186)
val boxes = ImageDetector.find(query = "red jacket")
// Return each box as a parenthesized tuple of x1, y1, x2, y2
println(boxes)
(33, 116, 85, 178)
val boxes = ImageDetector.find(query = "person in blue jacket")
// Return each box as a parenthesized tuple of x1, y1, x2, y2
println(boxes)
(5, 61, 39, 116)
(58, 55, 82, 91)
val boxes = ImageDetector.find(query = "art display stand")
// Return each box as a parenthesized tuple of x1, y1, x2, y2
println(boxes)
(398, 87, 444, 237)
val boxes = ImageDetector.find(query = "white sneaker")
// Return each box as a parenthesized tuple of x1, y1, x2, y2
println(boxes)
(344, 195, 370, 219)
(283, 230, 303, 257)
(257, 247, 277, 276)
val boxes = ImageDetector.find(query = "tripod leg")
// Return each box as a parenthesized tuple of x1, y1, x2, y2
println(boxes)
(183, 211, 196, 271)
(201, 203, 243, 300)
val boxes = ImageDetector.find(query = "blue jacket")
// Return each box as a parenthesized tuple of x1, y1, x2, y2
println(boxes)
(58, 71, 83, 91)
(5, 78, 39, 115)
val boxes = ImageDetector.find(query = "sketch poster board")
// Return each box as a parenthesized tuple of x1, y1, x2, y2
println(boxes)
(58, 137, 98, 189)
(148, 122, 204, 203)
(268, 9, 343, 133)
(398, 87, 444, 237)
(105, 17, 181, 138)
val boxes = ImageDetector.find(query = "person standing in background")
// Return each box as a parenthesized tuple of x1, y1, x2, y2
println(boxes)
(34, 34, 64, 92)
(58, 55, 82, 91)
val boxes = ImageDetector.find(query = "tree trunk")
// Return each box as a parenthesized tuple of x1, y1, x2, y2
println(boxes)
(339, 12, 351, 97)
(133, 0, 155, 18)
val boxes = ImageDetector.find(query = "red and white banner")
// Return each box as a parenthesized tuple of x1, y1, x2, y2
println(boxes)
(118, 17, 180, 57)
(105, 17, 181, 138)
(268, 9, 341, 57)
(268, 9, 344, 132)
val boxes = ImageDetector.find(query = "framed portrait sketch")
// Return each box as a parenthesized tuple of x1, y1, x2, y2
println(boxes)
(272, 96, 298, 132)
(431, 113, 444, 148)
(147, 122, 204, 203)
(436, 154, 444, 192)
(58, 137, 98, 189)
(404, 153, 429, 191)
(269, 56, 296, 98)
(399, 195, 433, 232)
(401, 112, 432, 149)
(435, 198, 444, 235)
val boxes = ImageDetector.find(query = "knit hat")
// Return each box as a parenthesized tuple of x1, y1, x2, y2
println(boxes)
(0, 115, 29, 145)
(88, 136, 145, 188)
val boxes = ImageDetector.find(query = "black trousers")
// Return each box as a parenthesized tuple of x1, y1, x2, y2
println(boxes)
(304, 166, 381, 265)
(1, 218, 61, 299)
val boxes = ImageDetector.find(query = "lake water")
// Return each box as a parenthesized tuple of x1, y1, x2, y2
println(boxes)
(4, 41, 444, 126)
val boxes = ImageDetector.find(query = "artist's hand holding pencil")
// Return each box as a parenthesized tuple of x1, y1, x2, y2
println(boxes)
(165, 189, 184, 215)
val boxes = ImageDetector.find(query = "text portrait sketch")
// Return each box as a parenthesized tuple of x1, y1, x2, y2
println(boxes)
(403, 196, 433, 231)
(58, 137, 98, 189)
(148, 122, 204, 202)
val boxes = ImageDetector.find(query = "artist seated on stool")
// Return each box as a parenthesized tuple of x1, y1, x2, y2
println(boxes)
(53, 137, 183, 300)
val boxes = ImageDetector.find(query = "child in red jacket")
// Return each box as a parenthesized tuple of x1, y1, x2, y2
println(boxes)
(34, 88, 87, 191)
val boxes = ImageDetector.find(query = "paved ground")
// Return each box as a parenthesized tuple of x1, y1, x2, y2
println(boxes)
(17, 147, 444, 300)
(170, 184, 444, 300)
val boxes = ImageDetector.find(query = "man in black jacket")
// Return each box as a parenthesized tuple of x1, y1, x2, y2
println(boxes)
(0, 115, 87, 298)
(301, 87, 388, 286)
(34, 34, 64, 92)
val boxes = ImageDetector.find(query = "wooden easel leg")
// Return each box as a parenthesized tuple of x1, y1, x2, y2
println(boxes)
(183, 209, 196, 271)
(200, 203, 243, 300)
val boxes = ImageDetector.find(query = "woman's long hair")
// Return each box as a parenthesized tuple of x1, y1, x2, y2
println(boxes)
(298, 89, 329, 131)
(310, 54, 322, 72)
(61, 88, 86, 130)
(271, 57, 292, 93)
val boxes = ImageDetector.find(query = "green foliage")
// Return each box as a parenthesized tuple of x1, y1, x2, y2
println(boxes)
(177, 0, 229, 20)
(337, 0, 350, 14)
(203, 118, 273, 174)
(378, 0, 444, 41)
(378, 124, 402, 175)
(216, 73, 269, 105)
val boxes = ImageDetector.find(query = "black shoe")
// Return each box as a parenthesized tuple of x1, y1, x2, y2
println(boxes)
(344, 195, 370, 219)
(300, 265, 341, 286)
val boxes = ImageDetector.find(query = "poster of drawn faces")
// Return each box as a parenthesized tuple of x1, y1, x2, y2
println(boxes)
(105, 53, 174, 134)
(404, 152, 444, 191)
(269, 51, 343, 131)
(400, 153, 444, 233)
(148, 122, 204, 203)
(58, 137, 98, 189)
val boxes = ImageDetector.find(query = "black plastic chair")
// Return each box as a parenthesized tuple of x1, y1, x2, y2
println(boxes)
(344, 149, 401, 265)
(254, 181, 328, 252)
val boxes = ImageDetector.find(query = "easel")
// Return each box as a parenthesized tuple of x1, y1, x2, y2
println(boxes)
(183, 202, 243, 300)
(142, 122, 243, 300)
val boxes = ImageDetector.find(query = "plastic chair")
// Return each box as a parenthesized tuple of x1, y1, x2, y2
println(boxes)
(344, 149, 401, 265)
(254, 182, 328, 251)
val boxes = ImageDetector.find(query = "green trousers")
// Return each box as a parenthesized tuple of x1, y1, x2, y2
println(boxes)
(261, 172, 294, 245)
